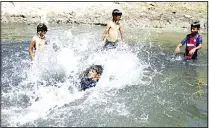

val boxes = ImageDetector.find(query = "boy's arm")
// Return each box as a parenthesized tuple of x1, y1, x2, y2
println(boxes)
(195, 35, 203, 50)
(102, 21, 111, 41)
(119, 22, 124, 41)
(29, 38, 36, 61)
(175, 36, 187, 52)
(175, 43, 183, 53)
(189, 44, 202, 55)
(195, 44, 202, 50)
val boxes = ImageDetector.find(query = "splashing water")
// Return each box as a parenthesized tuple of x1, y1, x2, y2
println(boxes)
(2, 25, 207, 127)
(2, 28, 150, 127)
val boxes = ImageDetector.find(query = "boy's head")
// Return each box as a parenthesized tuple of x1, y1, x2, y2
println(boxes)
(37, 23, 48, 34)
(112, 9, 122, 21)
(191, 22, 200, 34)
(88, 65, 103, 79)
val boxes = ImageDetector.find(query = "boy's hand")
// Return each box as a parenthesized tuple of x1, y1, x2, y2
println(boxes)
(31, 56, 37, 64)
(121, 34, 124, 41)
(189, 48, 196, 55)
(31, 55, 34, 61)
(101, 35, 105, 41)
(32, 59, 37, 64)
(175, 47, 180, 53)
(121, 37, 124, 42)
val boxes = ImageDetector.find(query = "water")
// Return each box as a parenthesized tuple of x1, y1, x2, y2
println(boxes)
(1, 23, 207, 127)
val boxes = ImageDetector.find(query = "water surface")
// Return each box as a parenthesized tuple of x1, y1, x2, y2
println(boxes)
(1, 23, 207, 127)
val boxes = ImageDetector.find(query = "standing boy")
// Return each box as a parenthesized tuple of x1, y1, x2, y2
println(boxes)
(101, 9, 124, 49)
(175, 22, 202, 60)
(29, 23, 48, 61)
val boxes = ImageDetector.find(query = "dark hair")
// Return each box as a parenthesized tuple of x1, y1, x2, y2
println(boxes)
(191, 22, 200, 29)
(112, 9, 122, 16)
(81, 65, 104, 78)
(37, 23, 48, 33)
(90, 65, 103, 75)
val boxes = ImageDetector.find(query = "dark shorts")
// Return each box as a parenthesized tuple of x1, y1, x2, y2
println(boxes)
(103, 40, 118, 50)
(184, 50, 198, 60)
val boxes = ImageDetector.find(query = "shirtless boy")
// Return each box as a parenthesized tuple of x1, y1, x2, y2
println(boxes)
(101, 9, 124, 49)
(29, 23, 48, 61)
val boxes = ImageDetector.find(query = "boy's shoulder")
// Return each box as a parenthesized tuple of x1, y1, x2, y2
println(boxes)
(119, 21, 124, 26)
(32, 35, 38, 40)
(197, 33, 202, 37)
(194, 33, 202, 38)
(107, 20, 113, 25)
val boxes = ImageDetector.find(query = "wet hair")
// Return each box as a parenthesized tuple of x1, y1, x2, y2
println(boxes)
(191, 22, 200, 29)
(112, 9, 122, 16)
(37, 23, 48, 33)
(90, 65, 103, 75)
(82, 65, 103, 78)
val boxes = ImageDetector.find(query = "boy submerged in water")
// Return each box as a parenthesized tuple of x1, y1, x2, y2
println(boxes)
(29, 23, 48, 61)
(101, 9, 124, 49)
(80, 65, 103, 91)
(175, 22, 202, 60)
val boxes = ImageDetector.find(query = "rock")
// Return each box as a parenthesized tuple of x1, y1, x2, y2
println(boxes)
(150, 3, 155, 6)
(56, 20, 61, 24)
(93, 23, 106, 26)
(184, 14, 192, 18)
(19, 14, 26, 18)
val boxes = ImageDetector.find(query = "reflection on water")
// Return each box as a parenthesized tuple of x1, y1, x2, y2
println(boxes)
(1, 23, 207, 127)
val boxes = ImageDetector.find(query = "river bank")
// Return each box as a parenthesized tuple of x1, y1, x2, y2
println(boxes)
(1, 2, 208, 31)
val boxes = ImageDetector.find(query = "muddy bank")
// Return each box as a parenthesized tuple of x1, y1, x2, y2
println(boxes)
(1, 2, 207, 31)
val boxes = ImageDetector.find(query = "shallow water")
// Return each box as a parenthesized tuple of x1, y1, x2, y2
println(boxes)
(1, 23, 208, 127)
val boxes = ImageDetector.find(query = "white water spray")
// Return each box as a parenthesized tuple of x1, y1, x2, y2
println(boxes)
(2, 27, 150, 127)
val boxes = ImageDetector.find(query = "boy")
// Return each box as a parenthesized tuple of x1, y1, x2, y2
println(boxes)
(29, 23, 48, 61)
(80, 65, 103, 91)
(175, 22, 202, 60)
(101, 9, 124, 49)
